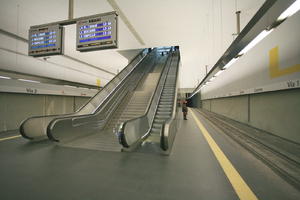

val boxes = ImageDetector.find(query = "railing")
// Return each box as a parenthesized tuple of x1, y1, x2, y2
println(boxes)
(20, 48, 151, 140)
(118, 48, 179, 149)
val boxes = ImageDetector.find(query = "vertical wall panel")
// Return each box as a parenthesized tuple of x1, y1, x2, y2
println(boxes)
(45, 96, 74, 115)
(0, 93, 45, 131)
(250, 89, 300, 143)
(0, 94, 6, 131)
(202, 100, 211, 111)
(211, 96, 248, 123)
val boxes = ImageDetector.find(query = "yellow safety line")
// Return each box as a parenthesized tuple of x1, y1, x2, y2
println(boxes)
(190, 109, 258, 200)
(0, 135, 21, 142)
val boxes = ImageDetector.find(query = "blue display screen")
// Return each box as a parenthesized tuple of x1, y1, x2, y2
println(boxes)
(79, 22, 111, 30)
(79, 31, 111, 38)
(79, 27, 111, 34)
(31, 31, 56, 38)
(79, 35, 111, 43)
(32, 35, 56, 41)
(31, 30, 58, 49)
(78, 20, 113, 44)
(31, 43, 56, 49)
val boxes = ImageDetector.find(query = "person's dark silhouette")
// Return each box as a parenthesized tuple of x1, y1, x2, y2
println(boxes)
(182, 100, 188, 120)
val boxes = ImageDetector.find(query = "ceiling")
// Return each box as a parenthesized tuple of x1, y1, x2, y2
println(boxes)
(0, 0, 265, 88)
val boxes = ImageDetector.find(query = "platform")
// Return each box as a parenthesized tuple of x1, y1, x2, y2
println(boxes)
(0, 108, 299, 200)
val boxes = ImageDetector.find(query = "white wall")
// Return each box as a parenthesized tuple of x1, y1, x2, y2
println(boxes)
(201, 10, 300, 99)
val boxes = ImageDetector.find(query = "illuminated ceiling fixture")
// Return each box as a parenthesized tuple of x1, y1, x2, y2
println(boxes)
(64, 85, 77, 88)
(0, 75, 11, 79)
(238, 29, 273, 56)
(222, 57, 238, 70)
(214, 70, 224, 77)
(18, 79, 40, 83)
(278, 0, 300, 21)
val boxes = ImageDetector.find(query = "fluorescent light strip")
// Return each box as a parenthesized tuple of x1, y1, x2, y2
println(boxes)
(223, 57, 238, 70)
(18, 79, 40, 83)
(0, 75, 11, 79)
(64, 85, 77, 88)
(278, 0, 300, 21)
(214, 70, 224, 77)
(238, 29, 273, 56)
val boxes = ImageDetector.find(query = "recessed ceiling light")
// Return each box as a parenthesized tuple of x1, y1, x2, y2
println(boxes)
(18, 79, 40, 83)
(0, 75, 11, 79)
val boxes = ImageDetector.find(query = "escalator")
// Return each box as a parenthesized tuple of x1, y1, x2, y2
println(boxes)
(59, 54, 167, 151)
(20, 47, 174, 152)
(117, 47, 181, 154)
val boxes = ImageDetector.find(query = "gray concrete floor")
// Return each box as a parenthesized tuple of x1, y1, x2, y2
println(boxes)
(0, 109, 299, 200)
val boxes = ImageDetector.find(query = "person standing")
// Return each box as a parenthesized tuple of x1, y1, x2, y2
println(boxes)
(182, 99, 188, 120)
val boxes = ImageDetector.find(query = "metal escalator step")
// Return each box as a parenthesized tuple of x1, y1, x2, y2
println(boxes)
(159, 101, 172, 105)
(151, 128, 161, 133)
(160, 102, 172, 104)
(157, 111, 171, 115)
(148, 133, 161, 141)
(160, 98, 172, 101)
(154, 119, 166, 123)
(156, 115, 170, 119)
(157, 108, 172, 112)
(158, 104, 172, 108)
(153, 123, 163, 128)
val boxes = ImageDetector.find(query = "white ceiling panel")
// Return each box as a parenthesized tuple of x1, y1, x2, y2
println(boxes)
(0, 0, 265, 88)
